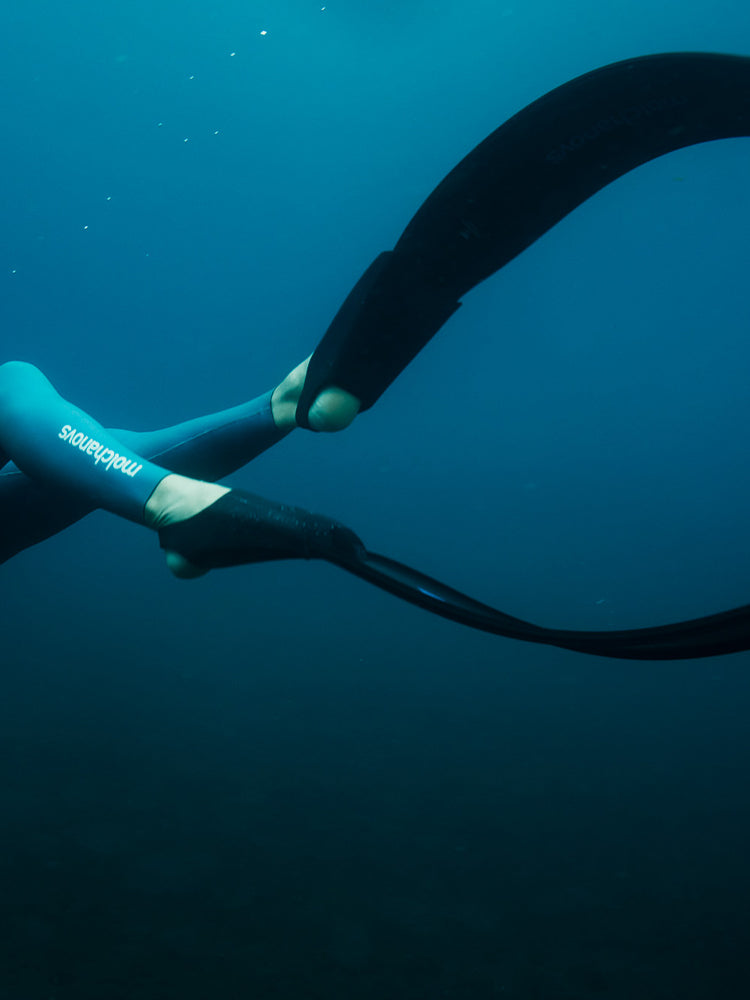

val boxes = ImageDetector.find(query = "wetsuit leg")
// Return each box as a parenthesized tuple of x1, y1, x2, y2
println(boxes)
(0, 363, 290, 565)
(109, 389, 289, 482)
(0, 362, 168, 523)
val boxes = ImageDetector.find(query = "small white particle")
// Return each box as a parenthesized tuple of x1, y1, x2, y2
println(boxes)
(11, 268, 16, 274)
(260, 29, 267, 36)
(83, 225, 89, 230)
(106, 195, 112, 201)
(157, 121, 164, 127)
(188, 74, 195, 80)
(184, 137, 189, 142)
(213, 130, 220, 135)
(230, 51, 236, 57)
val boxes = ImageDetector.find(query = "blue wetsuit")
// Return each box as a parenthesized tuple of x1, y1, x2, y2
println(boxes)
(0, 362, 289, 565)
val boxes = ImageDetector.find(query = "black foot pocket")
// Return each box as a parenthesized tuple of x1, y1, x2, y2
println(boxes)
(158, 490, 364, 570)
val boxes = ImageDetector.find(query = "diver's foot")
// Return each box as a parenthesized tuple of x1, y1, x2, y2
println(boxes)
(144, 473, 231, 578)
(271, 356, 360, 432)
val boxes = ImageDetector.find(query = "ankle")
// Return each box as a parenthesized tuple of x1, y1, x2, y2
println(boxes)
(144, 474, 230, 530)
(271, 357, 310, 430)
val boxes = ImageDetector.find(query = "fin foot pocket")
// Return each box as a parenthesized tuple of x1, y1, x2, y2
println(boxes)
(158, 490, 364, 569)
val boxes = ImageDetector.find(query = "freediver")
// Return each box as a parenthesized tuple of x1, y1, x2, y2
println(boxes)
(3, 51, 750, 660)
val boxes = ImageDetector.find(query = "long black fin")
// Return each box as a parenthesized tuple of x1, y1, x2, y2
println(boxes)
(297, 51, 750, 422)
(160, 491, 750, 660)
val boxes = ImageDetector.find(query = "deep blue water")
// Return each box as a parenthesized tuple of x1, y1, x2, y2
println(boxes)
(2, 2, 750, 997)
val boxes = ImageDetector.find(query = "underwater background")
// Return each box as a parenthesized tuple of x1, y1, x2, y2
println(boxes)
(2, 1, 750, 997)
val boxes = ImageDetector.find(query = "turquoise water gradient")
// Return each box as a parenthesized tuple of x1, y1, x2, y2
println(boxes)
(1, 3, 749, 998)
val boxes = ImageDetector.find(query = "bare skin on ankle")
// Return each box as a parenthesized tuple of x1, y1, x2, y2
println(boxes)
(150, 358, 361, 578)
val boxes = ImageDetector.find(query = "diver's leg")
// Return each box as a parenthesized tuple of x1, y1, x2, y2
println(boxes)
(0, 356, 358, 492)
(0, 366, 291, 567)
(110, 357, 359, 478)
(111, 390, 290, 482)
(0, 360, 358, 569)
(0, 361, 199, 524)
(0, 360, 297, 570)
(0, 361, 234, 576)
